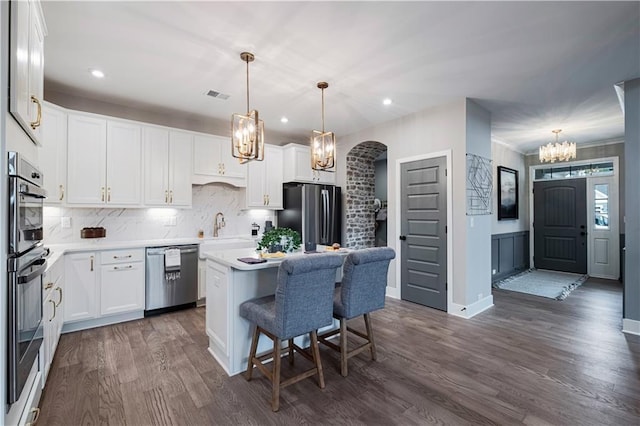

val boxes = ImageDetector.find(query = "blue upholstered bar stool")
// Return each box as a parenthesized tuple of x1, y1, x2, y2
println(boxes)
(239, 254, 344, 412)
(319, 247, 395, 377)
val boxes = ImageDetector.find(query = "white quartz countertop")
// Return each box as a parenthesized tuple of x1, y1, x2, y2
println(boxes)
(202, 247, 349, 271)
(44, 236, 256, 259)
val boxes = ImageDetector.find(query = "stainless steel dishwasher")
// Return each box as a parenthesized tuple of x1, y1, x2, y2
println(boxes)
(145, 244, 198, 316)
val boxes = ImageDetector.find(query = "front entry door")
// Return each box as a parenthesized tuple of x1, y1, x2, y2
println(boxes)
(533, 178, 587, 273)
(400, 156, 447, 311)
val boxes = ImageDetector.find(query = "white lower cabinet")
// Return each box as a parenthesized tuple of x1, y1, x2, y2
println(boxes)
(64, 248, 145, 328)
(100, 250, 144, 316)
(41, 257, 64, 386)
(64, 252, 97, 322)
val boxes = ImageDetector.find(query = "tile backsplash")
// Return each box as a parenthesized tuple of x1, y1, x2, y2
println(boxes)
(43, 183, 275, 244)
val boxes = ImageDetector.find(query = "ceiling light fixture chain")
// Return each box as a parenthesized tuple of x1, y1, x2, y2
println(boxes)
(311, 81, 335, 172)
(539, 129, 576, 163)
(231, 51, 264, 163)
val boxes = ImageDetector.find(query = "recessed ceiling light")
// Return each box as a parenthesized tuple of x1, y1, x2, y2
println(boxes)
(90, 69, 105, 78)
(383, 98, 392, 106)
(280, 117, 289, 123)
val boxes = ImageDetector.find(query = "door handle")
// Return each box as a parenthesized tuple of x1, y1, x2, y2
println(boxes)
(399, 235, 407, 241)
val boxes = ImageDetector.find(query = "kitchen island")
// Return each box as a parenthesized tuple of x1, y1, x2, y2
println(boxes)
(201, 247, 346, 376)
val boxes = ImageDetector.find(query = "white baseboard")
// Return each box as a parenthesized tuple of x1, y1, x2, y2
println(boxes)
(449, 295, 494, 319)
(386, 285, 400, 299)
(622, 318, 640, 335)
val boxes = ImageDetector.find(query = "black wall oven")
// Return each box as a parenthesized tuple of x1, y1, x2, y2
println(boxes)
(7, 152, 47, 407)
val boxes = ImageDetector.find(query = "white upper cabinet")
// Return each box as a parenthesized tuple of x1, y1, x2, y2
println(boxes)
(67, 113, 142, 207)
(193, 134, 246, 186)
(246, 144, 283, 209)
(143, 127, 193, 207)
(106, 121, 142, 205)
(66, 114, 107, 205)
(9, 0, 46, 145)
(40, 103, 67, 204)
(282, 143, 335, 185)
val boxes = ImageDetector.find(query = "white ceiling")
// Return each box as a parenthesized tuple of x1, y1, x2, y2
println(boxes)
(41, 1, 639, 152)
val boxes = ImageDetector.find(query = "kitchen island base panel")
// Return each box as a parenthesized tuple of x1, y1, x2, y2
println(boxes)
(207, 265, 279, 376)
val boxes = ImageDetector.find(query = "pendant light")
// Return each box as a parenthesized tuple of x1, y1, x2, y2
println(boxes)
(311, 82, 335, 171)
(231, 52, 264, 162)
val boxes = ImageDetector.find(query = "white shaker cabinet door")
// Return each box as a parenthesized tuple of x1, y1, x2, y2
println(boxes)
(169, 130, 193, 207)
(64, 252, 98, 323)
(264, 145, 283, 209)
(67, 114, 107, 204)
(40, 104, 67, 204)
(106, 121, 142, 206)
(143, 126, 170, 206)
(193, 134, 221, 176)
(100, 262, 145, 316)
(246, 156, 267, 207)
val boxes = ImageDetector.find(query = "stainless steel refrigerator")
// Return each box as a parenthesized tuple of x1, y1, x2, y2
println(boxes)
(277, 183, 342, 247)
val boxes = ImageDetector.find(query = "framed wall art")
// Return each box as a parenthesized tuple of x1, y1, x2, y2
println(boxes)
(498, 166, 518, 220)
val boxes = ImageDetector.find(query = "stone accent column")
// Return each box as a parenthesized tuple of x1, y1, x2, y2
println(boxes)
(345, 141, 387, 249)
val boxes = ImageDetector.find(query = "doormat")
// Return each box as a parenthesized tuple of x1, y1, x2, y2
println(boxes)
(492, 269, 588, 300)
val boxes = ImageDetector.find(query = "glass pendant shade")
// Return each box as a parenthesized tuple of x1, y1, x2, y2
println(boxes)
(311, 81, 336, 172)
(539, 129, 576, 163)
(231, 52, 264, 162)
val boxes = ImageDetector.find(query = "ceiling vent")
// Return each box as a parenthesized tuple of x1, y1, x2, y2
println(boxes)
(206, 90, 230, 100)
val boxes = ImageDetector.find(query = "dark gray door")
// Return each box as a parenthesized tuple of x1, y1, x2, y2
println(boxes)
(533, 178, 587, 273)
(400, 156, 447, 311)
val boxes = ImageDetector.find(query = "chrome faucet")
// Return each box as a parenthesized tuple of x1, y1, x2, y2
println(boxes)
(213, 212, 225, 237)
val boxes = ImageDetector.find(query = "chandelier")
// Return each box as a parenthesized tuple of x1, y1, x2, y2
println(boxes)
(231, 52, 264, 162)
(539, 129, 576, 163)
(311, 82, 335, 171)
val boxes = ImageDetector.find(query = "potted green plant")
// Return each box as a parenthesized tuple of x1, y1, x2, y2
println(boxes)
(257, 227, 302, 253)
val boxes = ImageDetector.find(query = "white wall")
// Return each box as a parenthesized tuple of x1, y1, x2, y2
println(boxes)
(43, 184, 275, 244)
(337, 98, 493, 309)
(492, 141, 528, 234)
(464, 99, 493, 307)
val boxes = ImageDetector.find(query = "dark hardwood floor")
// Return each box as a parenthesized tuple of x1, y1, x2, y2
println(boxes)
(38, 278, 639, 425)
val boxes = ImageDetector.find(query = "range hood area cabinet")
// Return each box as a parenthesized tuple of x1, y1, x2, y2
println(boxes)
(282, 143, 335, 185)
(192, 134, 247, 187)
(143, 127, 193, 207)
(66, 113, 143, 207)
(246, 144, 283, 209)
(9, 0, 46, 146)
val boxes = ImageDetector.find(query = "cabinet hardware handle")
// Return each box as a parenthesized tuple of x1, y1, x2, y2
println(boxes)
(107, 187, 111, 202)
(101, 187, 105, 202)
(263, 195, 266, 205)
(113, 255, 132, 259)
(90, 256, 94, 271)
(59, 185, 64, 201)
(267, 195, 270, 205)
(49, 299, 56, 321)
(55, 287, 63, 307)
(169, 190, 173, 203)
(30, 96, 42, 130)
(26, 407, 40, 426)
(113, 265, 133, 270)
(165, 190, 168, 203)
(44, 282, 53, 290)
(221, 163, 225, 175)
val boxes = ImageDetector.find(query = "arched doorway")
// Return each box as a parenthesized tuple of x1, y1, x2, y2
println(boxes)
(344, 141, 388, 249)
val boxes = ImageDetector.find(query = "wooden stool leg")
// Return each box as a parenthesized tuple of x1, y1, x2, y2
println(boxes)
(340, 318, 348, 377)
(288, 338, 294, 365)
(310, 330, 325, 389)
(364, 313, 376, 361)
(246, 325, 260, 381)
(271, 338, 282, 412)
